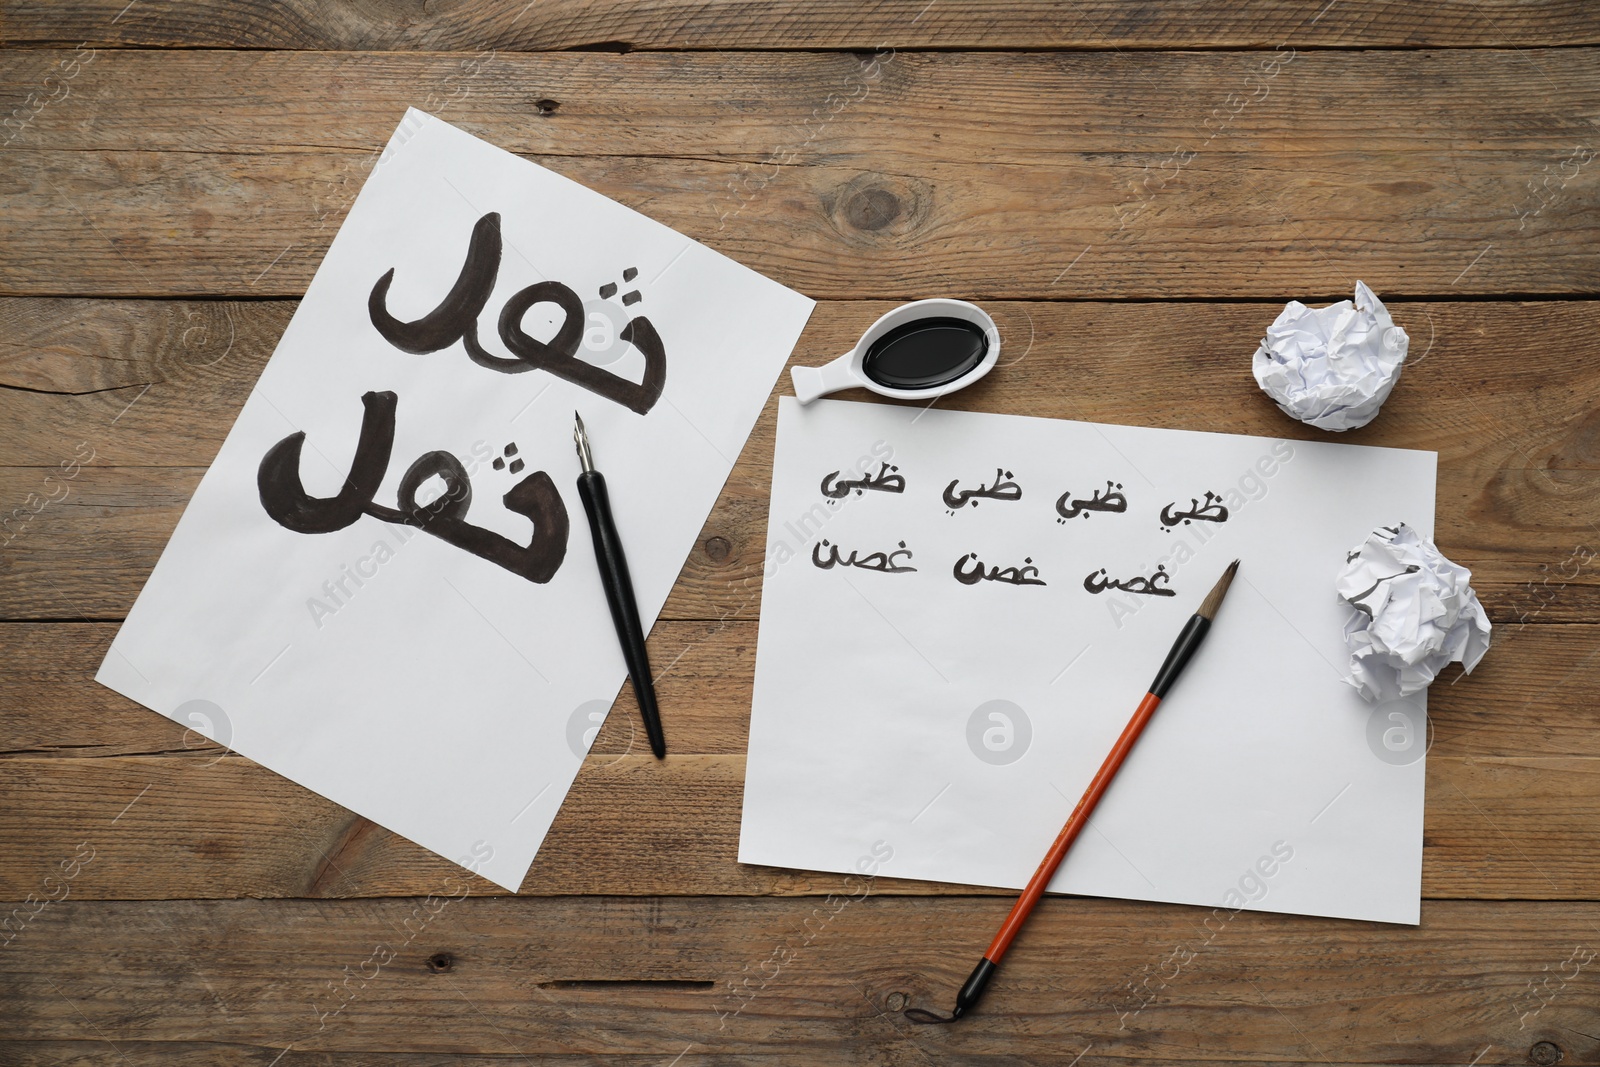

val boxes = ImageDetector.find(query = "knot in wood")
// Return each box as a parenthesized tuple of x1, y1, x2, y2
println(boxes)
(1530, 1041, 1562, 1066)
(844, 187, 903, 231)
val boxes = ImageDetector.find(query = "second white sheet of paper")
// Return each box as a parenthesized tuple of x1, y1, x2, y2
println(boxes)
(741, 398, 1436, 924)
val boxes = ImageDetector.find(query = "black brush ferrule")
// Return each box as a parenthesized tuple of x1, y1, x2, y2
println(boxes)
(1148, 615, 1211, 699)
(951, 958, 998, 1020)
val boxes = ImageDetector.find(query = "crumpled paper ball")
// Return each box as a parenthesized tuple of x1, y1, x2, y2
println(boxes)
(1337, 524, 1491, 702)
(1253, 280, 1408, 431)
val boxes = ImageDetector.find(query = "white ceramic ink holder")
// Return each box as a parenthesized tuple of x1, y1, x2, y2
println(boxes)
(790, 298, 1001, 404)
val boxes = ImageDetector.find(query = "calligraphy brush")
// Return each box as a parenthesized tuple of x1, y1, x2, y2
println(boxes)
(573, 412, 667, 760)
(907, 559, 1240, 1024)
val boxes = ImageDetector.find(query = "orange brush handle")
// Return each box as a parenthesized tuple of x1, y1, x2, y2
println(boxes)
(929, 564, 1235, 1023)
(983, 690, 1163, 963)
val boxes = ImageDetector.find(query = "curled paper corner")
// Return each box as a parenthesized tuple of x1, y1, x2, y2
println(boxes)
(1252, 280, 1408, 432)
(1337, 524, 1492, 703)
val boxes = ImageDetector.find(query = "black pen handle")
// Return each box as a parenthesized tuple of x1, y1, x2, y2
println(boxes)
(576, 470, 666, 759)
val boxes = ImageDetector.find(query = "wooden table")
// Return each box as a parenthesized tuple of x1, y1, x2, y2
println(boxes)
(3, 3, 1599, 1063)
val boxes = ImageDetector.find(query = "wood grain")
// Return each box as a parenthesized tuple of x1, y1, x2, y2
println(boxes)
(8, 619, 1599, 763)
(4, 9, 1599, 1062)
(4, 0, 1599, 50)
(6, 296, 1600, 619)
(2, 897, 1597, 1064)
(1, 50, 1596, 298)
(14, 298, 1600, 471)
(0, 743, 1595, 900)
(14, 48, 1600, 158)
(12, 460, 1576, 620)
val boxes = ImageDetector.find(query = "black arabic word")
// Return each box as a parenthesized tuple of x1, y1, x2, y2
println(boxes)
(257, 390, 569, 584)
(943, 469, 1022, 511)
(1159, 490, 1230, 531)
(820, 462, 906, 500)
(812, 538, 917, 573)
(1056, 480, 1128, 522)
(953, 552, 1046, 586)
(368, 212, 666, 415)
(1083, 565, 1176, 597)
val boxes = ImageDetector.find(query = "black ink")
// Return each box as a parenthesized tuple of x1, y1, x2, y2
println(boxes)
(369, 214, 668, 415)
(599, 282, 618, 299)
(257, 390, 569, 584)
(496, 281, 667, 414)
(953, 552, 984, 584)
(1083, 564, 1176, 597)
(943, 469, 1022, 511)
(1056, 480, 1128, 522)
(1345, 564, 1421, 616)
(1159, 491, 1230, 530)
(812, 538, 917, 573)
(623, 266, 638, 282)
(493, 442, 524, 474)
(369, 212, 503, 355)
(819, 462, 906, 499)
(622, 290, 641, 306)
(258, 391, 396, 534)
(861, 317, 989, 390)
(953, 552, 1046, 586)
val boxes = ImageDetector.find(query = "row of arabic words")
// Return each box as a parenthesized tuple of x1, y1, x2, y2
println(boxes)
(818, 464, 1232, 531)
(811, 539, 1180, 595)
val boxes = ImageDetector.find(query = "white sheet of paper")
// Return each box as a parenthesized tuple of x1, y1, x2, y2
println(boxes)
(97, 110, 814, 891)
(740, 398, 1435, 924)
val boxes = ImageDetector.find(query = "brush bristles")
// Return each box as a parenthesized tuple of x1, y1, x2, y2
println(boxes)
(1196, 560, 1240, 620)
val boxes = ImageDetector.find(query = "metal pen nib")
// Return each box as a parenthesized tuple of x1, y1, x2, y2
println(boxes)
(573, 411, 594, 472)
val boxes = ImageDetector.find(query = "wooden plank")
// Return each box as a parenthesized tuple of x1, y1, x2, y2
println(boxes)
(4, 0, 1598, 50)
(1, 439, 1596, 620)
(5, 298, 1600, 620)
(1, 896, 1597, 1063)
(0, 745, 1594, 900)
(16, 49, 1600, 159)
(2, 50, 1597, 297)
(28, 46, 1600, 159)
(13, 616, 1597, 765)
(13, 297, 1600, 471)
(0, 621, 766, 758)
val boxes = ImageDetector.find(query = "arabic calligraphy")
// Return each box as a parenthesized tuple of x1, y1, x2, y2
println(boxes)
(257, 390, 569, 584)
(1083, 565, 1176, 597)
(943, 469, 1022, 512)
(1158, 490, 1230, 532)
(812, 538, 917, 573)
(820, 462, 906, 500)
(953, 553, 1046, 586)
(1055, 480, 1128, 522)
(368, 211, 667, 415)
